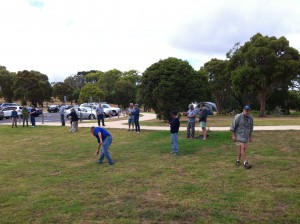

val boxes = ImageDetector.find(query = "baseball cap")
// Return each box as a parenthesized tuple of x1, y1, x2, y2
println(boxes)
(243, 105, 251, 110)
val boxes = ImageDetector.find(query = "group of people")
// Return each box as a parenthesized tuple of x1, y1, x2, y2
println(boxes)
(11, 105, 37, 128)
(168, 104, 253, 169)
(127, 103, 140, 133)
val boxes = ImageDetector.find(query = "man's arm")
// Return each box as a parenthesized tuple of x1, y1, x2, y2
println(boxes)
(96, 132, 103, 155)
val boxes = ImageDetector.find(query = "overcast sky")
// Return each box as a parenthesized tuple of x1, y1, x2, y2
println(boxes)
(1, 0, 300, 82)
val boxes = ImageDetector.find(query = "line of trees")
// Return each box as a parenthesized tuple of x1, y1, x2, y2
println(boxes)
(1, 33, 300, 118)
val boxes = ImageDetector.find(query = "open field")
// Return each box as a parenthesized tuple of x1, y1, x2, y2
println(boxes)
(0, 126, 299, 223)
(139, 115, 300, 127)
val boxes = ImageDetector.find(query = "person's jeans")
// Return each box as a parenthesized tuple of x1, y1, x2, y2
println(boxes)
(97, 136, 114, 164)
(187, 122, 195, 138)
(134, 118, 140, 132)
(31, 116, 36, 126)
(97, 114, 105, 126)
(23, 117, 28, 127)
(171, 133, 178, 154)
(60, 114, 65, 126)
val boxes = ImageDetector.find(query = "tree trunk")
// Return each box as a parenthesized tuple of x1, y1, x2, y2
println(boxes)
(260, 89, 266, 117)
(217, 95, 222, 115)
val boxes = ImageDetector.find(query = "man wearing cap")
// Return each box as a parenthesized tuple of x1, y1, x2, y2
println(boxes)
(230, 105, 253, 169)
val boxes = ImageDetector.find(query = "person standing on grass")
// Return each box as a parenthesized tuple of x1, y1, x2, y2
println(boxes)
(127, 103, 135, 131)
(11, 108, 18, 128)
(134, 104, 140, 133)
(22, 106, 29, 127)
(199, 103, 209, 140)
(186, 104, 196, 138)
(91, 126, 115, 165)
(59, 102, 66, 126)
(30, 105, 36, 127)
(69, 108, 79, 132)
(96, 104, 105, 126)
(230, 105, 253, 169)
(168, 110, 180, 155)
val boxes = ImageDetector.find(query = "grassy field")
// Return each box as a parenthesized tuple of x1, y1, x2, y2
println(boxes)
(0, 126, 299, 223)
(139, 115, 300, 127)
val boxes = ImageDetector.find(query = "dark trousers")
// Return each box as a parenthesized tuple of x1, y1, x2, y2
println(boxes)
(97, 114, 105, 126)
(135, 118, 140, 132)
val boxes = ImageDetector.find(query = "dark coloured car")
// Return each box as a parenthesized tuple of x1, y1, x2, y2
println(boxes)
(47, 105, 60, 113)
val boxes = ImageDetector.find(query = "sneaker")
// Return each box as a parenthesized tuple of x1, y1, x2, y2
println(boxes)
(96, 161, 103, 164)
(244, 161, 252, 169)
(109, 162, 115, 165)
(236, 160, 241, 166)
(170, 151, 175, 154)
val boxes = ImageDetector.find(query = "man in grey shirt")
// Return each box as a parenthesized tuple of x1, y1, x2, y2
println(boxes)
(96, 104, 105, 126)
(186, 104, 196, 138)
(59, 102, 66, 126)
(230, 105, 253, 169)
(127, 103, 135, 131)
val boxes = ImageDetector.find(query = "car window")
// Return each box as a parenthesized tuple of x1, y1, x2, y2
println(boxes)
(103, 105, 108, 108)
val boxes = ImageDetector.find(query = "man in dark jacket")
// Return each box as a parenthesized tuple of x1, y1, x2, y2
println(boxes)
(168, 110, 180, 155)
(199, 103, 208, 140)
(69, 108, 79, 132)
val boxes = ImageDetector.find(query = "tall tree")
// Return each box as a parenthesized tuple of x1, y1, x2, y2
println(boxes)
(79, 83, 105, 103)
(0, 66, 15, 102)
(203, 59, 228, 114)
(97, 69, 122, 102)
(227, 33, 300, 116)
(52, 82, 74, 102)
(114, 79, 137, 109)
(13, 70, 52, 106)
(140, 57, 202, 120)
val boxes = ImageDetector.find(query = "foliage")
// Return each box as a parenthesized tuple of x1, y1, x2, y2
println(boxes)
(52, 82, 74, 102)
(203, 59, 229, 114)
(140, 57, 204, 120)
(13, 70, 52, 106)
(0, 66, 15, 102)
(97, 69, 122, 103)
(79, 83, 105, 103)
(114, 79, 137, 109)
(227, 33, 300, 117)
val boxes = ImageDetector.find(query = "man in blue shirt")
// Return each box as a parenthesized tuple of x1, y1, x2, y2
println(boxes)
(96, 104, 105, 126)
(134, 104, 140, 133)
(11, 108, 18, 128)
(91, 126, 114, 165)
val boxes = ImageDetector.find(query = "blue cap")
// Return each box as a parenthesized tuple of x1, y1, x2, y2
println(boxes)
(243, 105, 251, 110)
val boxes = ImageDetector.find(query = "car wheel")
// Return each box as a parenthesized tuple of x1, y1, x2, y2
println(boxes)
(89, 114, 95, 119)
(112, 110, 117, 116)
(5, 117, 9, 119)
(0, 117, 3, 120)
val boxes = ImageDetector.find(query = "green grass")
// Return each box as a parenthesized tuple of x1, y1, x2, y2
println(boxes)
(0, 126, 300, 223)
(139, 115, 300, 127)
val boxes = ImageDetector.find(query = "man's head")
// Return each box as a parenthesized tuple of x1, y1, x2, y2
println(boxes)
(171, 110, 178, 118)
(61, 102, 65, 106)
(189, 104, 194, 110)
(12, 108, 16, 111)
(129, 103, 133, 108)
(90, 126, 95, 134)
(243, 105, 251, 116)
(201, 103, 206, 109)
(31, 105, 35, 108)
(134, 103, 139, 108)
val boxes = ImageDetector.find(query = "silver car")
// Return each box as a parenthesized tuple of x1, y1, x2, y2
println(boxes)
(65, 107, 96, 120)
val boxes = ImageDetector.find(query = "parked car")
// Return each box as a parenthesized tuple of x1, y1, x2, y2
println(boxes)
(0, 103, 18, 110)
(27, 107, 43, 117)
(2, 106, 23, 119)
(0, 110, 4, 120)
(101, 104, 121, 116)
(47, 105, 60, 113)
(65, 107, 96, 120)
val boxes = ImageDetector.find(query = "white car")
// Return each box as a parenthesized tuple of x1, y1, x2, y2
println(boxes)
(65, 107, 96, 120)
(2, 106, 23, 119)
(101, 104, 121, 116)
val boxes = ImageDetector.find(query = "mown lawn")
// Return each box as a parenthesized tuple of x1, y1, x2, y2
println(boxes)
(0, 126, 299, 223)
(139, 115, 300, 127)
